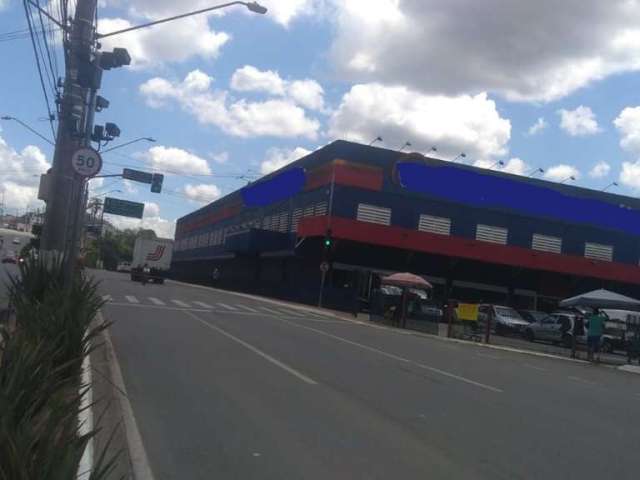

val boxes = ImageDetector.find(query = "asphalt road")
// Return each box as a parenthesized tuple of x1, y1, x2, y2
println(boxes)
(94, 269, 640, 480)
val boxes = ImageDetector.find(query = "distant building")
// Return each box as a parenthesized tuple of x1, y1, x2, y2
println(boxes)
(172, 140, 640, 312)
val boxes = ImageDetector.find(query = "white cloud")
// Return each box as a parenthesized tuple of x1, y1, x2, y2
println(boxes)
(143, 201, 160, 217)
(98, 16, 229, 69)
(230, 65, 286, 95)
(0, 134, 50, 211)
(143, 146, 211, 175)
(324, 0, 640, 103)
(230, 65, 326, 111)
(259, 0, 319, 26)
(589, 161, 611, 178)
(107, 214, 176, 239)
(473, 157, 529, 176)
(260, 147, 311, 175)
(614, 106, 640, 154)
(527, 117, 547, 136)
(140, 70, 321, 139)
(183, 183, 222, 203)
(328, 84, 511, 161)
(558, 106, 601, 136)
(619, 161, 640, 189)
(211, 152, 229, 164)
(544, 164, 580, 182)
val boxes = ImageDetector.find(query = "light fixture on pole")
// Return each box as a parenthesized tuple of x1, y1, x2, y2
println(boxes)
(452, 152, 466, 162)
(0, 115, 55, 145)
(101, 137, 156, 153)
(369, 136, 383, 146)
(399, 141, 412, 152)
(601, 181, 618, 192)
(488, 160, 505, 169)
(560, 175, 576, 184)
(97, 1, 268, 39)
(527, 167, 544, 177)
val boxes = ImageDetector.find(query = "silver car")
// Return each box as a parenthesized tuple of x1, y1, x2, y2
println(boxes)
(524, 312, 574, 347)
(478, 304, 530, 336)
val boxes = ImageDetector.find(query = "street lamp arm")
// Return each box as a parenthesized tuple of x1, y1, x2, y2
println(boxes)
(0, 115, 55, 146)
(97, 1, 266, 39)
(101, 137, 156, 153)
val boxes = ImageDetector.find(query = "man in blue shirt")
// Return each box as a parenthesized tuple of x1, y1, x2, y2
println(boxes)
(587, 309, 607, 363)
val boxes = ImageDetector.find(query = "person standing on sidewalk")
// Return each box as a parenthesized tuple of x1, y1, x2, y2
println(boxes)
(571, 314, 585, 359)
(587, 309, 606, 363)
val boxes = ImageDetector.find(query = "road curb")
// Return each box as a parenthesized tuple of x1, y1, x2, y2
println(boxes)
(99, 311, 156, 480)
(618, 364, 640, 374)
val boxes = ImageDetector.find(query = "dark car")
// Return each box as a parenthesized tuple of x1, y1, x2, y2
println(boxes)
(519, 310, 549, 324)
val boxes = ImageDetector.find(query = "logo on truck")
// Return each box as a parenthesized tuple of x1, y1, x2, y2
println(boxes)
(146, 245, 165, 262)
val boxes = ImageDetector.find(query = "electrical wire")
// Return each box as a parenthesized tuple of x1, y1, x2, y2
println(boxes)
(23, 0, 57, 139)
(36, 0, 60, 96)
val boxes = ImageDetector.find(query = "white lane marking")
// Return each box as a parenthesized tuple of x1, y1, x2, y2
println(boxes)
(171, 299, 190, 308)
(275, 317, 501, 393)
(193, 301, 213, 309)
(278, 310, 303, 317)
(217, 303, 237, 311)
(148, 297, 165, 306)
(477, 352, 501, 360)
(125, 295, 139, 304)
(523, 363, 547, 372)
(102, 294, 112, 302)
(106, 302, 209, 312)
(185, 311, 317, 385)
(260, 306, 282, 315)
(568, 376, 597, 386)
(236, 304, 259, 313)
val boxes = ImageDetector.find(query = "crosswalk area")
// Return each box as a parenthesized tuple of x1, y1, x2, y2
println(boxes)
(102, 294, 333, 320)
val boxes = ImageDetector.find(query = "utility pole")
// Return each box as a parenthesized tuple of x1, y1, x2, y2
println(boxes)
(40, 0, 98, 273)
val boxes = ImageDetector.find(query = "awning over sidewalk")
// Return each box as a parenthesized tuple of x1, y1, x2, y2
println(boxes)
(559, 289, 640, 310)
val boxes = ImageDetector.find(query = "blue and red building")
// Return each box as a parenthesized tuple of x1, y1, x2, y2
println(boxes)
(172, 140, 640, 311)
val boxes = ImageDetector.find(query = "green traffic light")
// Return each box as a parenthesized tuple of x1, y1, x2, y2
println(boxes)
(324, 239, 331, 247)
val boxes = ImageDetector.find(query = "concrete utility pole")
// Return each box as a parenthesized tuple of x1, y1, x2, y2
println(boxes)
(40, 0, 98, 270)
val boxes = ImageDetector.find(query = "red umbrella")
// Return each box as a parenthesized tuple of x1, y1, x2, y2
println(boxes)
(381, 272, 432, 289)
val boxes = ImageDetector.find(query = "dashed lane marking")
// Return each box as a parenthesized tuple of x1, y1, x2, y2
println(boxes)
(192, 301, 213, 309)
(186, 311, 317, 385)
(217, 303, 237, 311)
(568, 376, 597, 386)
(102, 295, 112, 302)
(236, 304, 259, 313)
(148, 297, 165, 306)
(523, 363, 547, 372)
(260, 306, 282, 315)
(125, 295, 139, 304)
(171, 299, 190, 308)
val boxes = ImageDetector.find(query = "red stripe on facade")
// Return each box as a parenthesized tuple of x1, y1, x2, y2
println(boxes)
(177, 204, 242, 236)
(305, 159, 383, 192)
(298, 216, 640, 285)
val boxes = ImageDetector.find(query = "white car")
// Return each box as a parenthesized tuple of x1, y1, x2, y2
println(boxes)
(116, 261, 131, 273)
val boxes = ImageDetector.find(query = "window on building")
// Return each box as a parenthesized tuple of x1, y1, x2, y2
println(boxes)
(357, 203, 391, 225)
(291, 208, 303, 232)
(531, 233, 562, 254)
(278, 212, 289, 233)
(476, 224, 508, 244)
(315, 201, 328, 216)
(585, 242, 613, 262)
(418, 214, 451, 236)
(303, 205, 315, 217)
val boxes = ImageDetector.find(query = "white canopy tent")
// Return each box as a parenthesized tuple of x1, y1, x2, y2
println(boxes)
(559, 289, 640, 311)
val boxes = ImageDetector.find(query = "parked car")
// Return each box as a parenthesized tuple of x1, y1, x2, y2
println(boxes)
(117, 261, 132, 273)
(518, 310, 548, 324)
(478, 304, 530, 336)
(524, 311, 622, 353)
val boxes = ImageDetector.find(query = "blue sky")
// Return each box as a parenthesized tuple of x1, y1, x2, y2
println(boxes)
(3, 0, 640, 237)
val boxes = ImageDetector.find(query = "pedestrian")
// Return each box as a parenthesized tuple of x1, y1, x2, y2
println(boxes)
(571, 314, 585, 359)
(587, 308, 606, 363)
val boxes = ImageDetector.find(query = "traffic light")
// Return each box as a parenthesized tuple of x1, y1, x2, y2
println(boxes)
(324, 229, 333, 249)
(151, 173, 164, 193)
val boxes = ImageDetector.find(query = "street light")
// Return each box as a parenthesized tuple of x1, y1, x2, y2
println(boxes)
(97, 1, 268, 39)
(560, 175, 576, 184)
(602, 181, 618, 192)
(0, 115, 55, 145)
(488, 160, 505, 170)
(369, 136, 383, 146)
(399, 141, 412, 152)
(527, 167, 544, 177)
(101, 137, 156, 153)
(452, 152, 466, 162)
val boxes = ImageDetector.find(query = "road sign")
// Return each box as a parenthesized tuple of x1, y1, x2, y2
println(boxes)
(122, 168, 153, 184)
(71, 147, 102, 177)
(320, 261, 330, 273)
(103, 197, 144, 219)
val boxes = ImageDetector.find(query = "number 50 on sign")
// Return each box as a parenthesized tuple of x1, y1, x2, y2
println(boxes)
(71, 147, 103, 177)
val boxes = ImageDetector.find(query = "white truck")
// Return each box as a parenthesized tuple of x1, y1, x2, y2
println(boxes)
(130, 237, 174, 284)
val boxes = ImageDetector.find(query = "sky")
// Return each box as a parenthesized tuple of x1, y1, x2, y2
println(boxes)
(3, 0, 640, 238)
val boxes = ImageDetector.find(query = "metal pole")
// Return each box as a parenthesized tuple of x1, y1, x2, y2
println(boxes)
(41, 0, 98, 281)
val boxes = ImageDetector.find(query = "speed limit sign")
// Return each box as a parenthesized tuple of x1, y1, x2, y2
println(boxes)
(71, 147, 102, 177)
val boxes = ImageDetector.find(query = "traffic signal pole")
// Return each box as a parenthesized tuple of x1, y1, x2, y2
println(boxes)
(41, 0, 98, 278)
